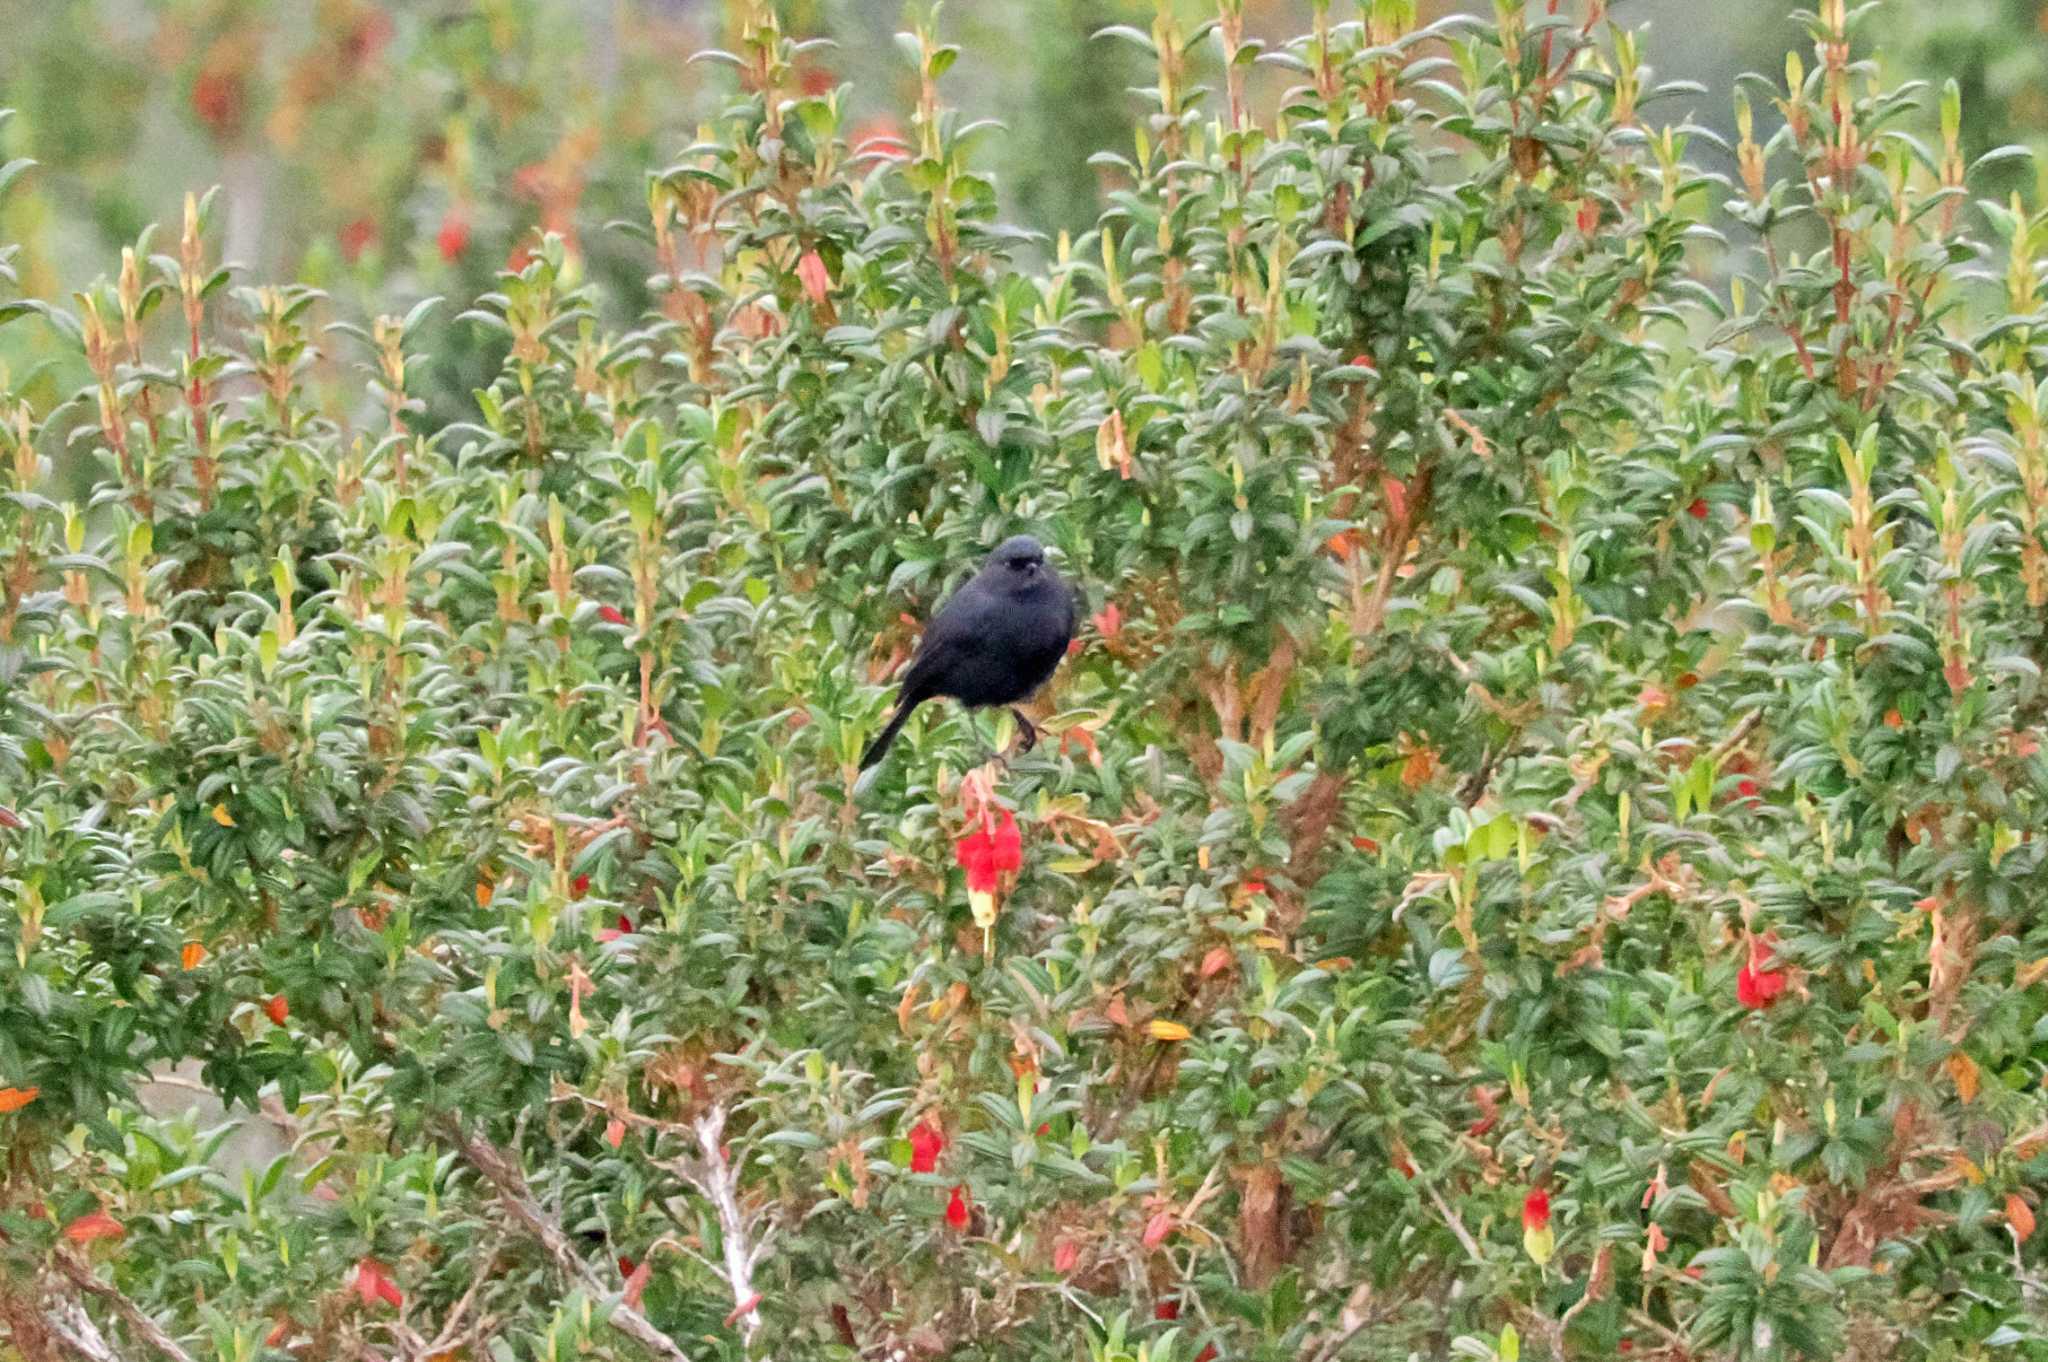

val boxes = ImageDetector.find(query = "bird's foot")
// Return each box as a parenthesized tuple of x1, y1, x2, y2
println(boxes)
(1009, 708, 1038, 756)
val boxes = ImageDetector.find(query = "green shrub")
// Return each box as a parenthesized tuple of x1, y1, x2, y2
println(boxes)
(3, 1, 2046, 1359)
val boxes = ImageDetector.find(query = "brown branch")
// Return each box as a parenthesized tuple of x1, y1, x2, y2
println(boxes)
(51, 1252, 195, 1362)
(1247, 632, 1298, 752)
(1304, 1264, 1448, 1362)
(1285, 768, 1348, 884)
(1708, 709, 1763, 764)
(438, 1119, 700, 1362)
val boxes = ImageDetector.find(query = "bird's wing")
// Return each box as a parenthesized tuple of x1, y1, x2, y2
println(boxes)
(897, 581, 1001, 699)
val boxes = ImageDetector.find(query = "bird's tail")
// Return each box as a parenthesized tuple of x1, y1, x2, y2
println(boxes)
(859, 699, 918, 770)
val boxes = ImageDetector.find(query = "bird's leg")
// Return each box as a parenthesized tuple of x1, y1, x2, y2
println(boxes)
(967, 708, 1005, 771)
(1009, 707, 1038, 755)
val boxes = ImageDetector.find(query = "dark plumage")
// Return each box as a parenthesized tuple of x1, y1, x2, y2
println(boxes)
(859, 535, 1077, 769)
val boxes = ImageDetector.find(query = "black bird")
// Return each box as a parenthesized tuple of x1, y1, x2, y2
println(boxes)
(859, 535, 1076, 769)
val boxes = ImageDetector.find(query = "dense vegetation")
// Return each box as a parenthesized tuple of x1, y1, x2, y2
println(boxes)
(4, 2, 2048, 1360)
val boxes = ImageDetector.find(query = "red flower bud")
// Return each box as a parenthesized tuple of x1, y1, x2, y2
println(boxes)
(598, 604, 628, 627)
(944, 1185, 970, 1230)
(1522, 1189, 1551, 1232)
(1688, 497, 1709, 520)
(264, 994, 289, 1026)
(571, 874, 590, 899)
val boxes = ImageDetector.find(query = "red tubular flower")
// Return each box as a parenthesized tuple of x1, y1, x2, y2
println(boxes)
(64, 1211, 123, 1243)
(851, 117, 910, 161)
(956, 833, 997, 895)
(597, 604, 628, 627)
(909, 1118, 945, 1174)
(437, 212, 470, 263)
(1522, 1189, 1551, 1233)
(944, 1185, 970, 1230)
(339, 217, 377, 265)
(264, 995, 289, 1026)
(1155, 1300, 1180, 1321)
(954, 807, 1022, 893)
(1737, 935, 1787, 1009)
(797, 250, 831, 307)
(353, 1258, 402, 1309)
(1688, 497, 1709, 519)
(989, 808, 1021, 874)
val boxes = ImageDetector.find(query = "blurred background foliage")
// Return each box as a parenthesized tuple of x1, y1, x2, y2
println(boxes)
(0, 0, 1870, 433)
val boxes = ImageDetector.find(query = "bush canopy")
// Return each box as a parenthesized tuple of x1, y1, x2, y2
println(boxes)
(3, 2, 2047, 1360)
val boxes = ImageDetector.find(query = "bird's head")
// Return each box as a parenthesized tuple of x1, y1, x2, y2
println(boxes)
(989, 534, 1049, 583)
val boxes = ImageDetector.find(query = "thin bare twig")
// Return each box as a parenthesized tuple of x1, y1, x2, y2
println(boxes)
(44, 1297, 127, 1362)
(52, 1252, 196, 1362)
(1422, 1182, 1486, 1265)
(413, 1233, 504, 1360)
(1708, 709, 1763, 763)
(439, 1119, 699, 1362)
(678, 1105, 769, 1348)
